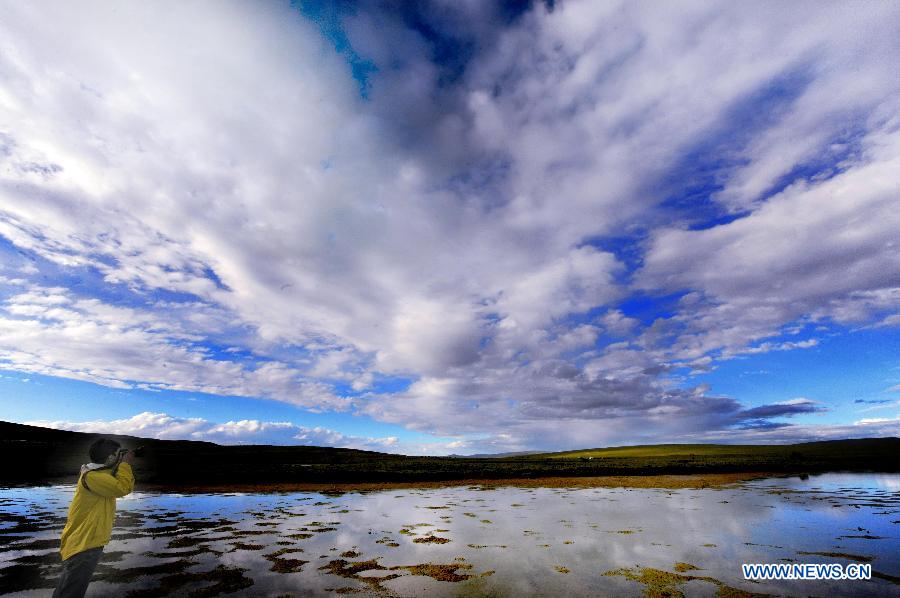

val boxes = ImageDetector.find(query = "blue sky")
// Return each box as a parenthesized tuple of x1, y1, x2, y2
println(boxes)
(0, 1, 898, 454)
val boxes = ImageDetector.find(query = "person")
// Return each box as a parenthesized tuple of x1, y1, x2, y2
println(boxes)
(53, 438, 135, 598)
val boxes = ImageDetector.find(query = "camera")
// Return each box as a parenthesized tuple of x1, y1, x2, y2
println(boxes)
(115, 446, 145, 459)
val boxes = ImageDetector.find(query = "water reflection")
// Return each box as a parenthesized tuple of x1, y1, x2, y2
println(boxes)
(1, 474, 897, 596)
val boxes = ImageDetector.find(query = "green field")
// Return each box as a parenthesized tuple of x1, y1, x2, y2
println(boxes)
(520, 439, 899, 472)
(533, 443, 796, 459)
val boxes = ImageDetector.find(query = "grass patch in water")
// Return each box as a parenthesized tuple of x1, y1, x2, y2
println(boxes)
(873, 570, 900, 585)
(267, 557, 308, 574)
(266, 547, 305, 558)
(228, 542, 264, 551)
(145, 547, 221, 559)
(0, 562, 59, 592)
(603, 564, 770, 597)
(319, 558, 402, 593)
(320, 556, 482, 592)
(400, 562, 474, 582)
(413, 535, 451, 544)
(674, 562, 700, 572)
(166, 535, 229, 549)
(121, 563, 254, 598)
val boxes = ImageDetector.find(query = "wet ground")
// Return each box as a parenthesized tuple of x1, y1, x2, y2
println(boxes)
(0, 474, 897, 596)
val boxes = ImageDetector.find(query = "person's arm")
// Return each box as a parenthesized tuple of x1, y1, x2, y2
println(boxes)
(83, 462, 135, 498)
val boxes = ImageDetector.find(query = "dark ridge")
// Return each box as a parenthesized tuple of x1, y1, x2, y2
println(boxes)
(1, 421, 897, 487)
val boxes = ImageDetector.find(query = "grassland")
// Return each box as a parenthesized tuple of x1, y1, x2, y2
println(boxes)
(535, 443, 793, 459)
(518, 438, 900, 474)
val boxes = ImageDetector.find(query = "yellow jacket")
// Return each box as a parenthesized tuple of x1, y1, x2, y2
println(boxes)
(59, 462, 134, 561)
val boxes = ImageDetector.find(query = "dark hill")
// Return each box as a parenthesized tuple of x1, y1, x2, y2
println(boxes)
(1, 421, 897, 487)
(0, 420, 404, 485)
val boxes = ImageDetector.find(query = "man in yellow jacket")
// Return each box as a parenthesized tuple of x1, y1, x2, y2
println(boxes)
(53, 438, 135, 598)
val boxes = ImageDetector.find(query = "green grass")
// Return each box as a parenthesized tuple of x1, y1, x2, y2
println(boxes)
(527, 438, 898, 462)
(533, 444, 784, 459)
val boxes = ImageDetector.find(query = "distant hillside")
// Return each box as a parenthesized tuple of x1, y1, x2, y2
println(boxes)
(454, 451, 543, 458)
(527, 438, 900, 460)
(1, 420, 897, 487)
(516, 438, 900, 474)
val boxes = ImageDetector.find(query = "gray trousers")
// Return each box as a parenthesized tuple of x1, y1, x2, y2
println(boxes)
(52, 547, 103, 598)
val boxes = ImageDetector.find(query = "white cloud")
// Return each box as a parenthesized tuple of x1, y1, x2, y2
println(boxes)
(26, 411, 401, 452)
(635, 125, 900, 364)
(0, 285, 349, 410)
(741, 339, 819, 355)
(854, 417, 897, 426)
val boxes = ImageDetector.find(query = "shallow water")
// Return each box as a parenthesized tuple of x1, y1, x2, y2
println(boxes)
(1, 474, 898, 596)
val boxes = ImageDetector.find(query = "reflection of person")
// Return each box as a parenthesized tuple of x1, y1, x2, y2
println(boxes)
(53, 438, 135, 598)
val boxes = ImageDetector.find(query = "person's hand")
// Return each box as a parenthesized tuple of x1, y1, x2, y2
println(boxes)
(123, 450, 136, 465)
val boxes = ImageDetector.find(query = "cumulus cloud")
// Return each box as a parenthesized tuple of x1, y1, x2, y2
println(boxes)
(26, 411, 400, 452)
(637, 126, 900, 361)
(0, 284, 350, 410)
(2, 1, 899, 450)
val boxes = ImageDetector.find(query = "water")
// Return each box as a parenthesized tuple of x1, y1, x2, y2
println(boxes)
(1, 474, 898, 596)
